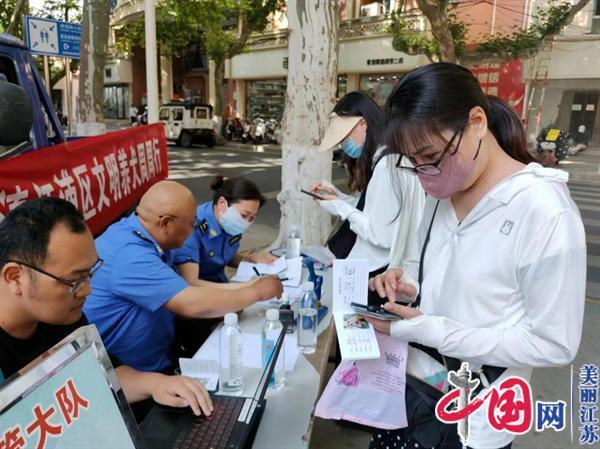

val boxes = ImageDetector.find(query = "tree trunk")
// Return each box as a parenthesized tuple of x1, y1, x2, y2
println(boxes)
(272, 0, 340, 248)
(77, 0, 110, 136)
(213, 58, 225, 135)
(6, 0, 27, 36)
(416, 0, 456, 63)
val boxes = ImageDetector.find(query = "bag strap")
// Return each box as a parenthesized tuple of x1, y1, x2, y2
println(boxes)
(414, 200, 440, 308)
(409, 199, 506, 393)
(326, 156, 384, 258)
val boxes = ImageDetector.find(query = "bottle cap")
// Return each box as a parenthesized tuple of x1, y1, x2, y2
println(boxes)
(303, 281, 314, 291)
(224, 313, 238, 326)
(266, 308, 279, 321)
(280, 292, 289, 305)
(290, 224, 299, 231)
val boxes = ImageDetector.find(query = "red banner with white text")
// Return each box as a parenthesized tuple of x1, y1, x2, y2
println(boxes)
(470, 60, 526, 117)
(0, 124, 168, 234)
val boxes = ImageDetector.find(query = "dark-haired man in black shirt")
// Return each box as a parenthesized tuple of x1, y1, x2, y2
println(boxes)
(0, 196, 213, 418)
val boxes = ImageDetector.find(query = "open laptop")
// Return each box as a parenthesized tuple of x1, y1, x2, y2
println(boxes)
(140, 323, 288, 449)
(0, 325, 145, 449)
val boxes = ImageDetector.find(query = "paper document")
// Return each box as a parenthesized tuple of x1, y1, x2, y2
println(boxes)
(179, 358, 219, 391)
(231, 256, 287, 282)
(194, 329, 299, 372)
(332, 259, 380, 360)
(281, 257, 302, 287)
(333, 259, 369, 311)
(333, 313, 380, 360)
(301, 246, 335, 267)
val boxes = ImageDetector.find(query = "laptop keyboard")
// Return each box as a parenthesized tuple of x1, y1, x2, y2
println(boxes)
(174, 395, 245, 449)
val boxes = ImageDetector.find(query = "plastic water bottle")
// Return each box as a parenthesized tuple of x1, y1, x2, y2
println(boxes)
(298, 281, 318, 354)
(286, 225, 301, 258)
(219, 313, 243, 394)
(262, 309, 285, 391)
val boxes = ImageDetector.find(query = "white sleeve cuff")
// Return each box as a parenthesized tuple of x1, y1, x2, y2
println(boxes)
(390, 314, 444, 348)
(319, 180, 351, 202)
(319, 199, 356, 220)
(398, 272, 419, 303)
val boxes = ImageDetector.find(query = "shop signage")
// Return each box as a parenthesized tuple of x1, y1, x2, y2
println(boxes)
(366, 58, 404, 66)
(470, 61, 526, 116)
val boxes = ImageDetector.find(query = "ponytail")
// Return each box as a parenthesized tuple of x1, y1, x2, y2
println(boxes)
(385, 63, 535, 165)
(211, 175, 266, 207)
(486, 95, 534, 164)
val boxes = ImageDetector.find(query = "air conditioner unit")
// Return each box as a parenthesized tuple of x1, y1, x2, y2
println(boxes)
(360, 3, 385, 17)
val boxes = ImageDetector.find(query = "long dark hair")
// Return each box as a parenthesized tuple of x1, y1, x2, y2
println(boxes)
(334, 91, 385, 192)
(211, 176, 266, 207)
(384, 62, 534, 164)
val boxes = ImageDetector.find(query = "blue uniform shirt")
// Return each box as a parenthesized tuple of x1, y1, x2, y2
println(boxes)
(83, 213, 188, 373)
(172, 201, 242, 283)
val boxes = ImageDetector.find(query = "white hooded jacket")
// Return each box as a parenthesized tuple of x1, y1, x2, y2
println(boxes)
(319, 149, 426, 272)
(390, 163, 587, 448)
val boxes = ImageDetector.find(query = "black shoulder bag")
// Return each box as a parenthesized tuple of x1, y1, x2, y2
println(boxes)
(402, 200, 507, 449)
(327, 157, 385, 260)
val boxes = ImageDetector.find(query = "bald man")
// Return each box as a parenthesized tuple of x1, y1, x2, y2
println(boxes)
(83, 181, 282, 373)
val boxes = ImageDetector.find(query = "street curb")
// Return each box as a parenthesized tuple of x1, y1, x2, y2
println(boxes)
(223, 141, 281, 151)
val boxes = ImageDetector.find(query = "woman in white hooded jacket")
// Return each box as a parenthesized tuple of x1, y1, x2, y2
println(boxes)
(311, 92, 425, 305)
(367, 63, 586, 449)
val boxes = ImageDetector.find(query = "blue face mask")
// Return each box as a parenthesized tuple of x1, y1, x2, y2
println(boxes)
(220, 204, 251, 236)
(341, 138, 364, 159)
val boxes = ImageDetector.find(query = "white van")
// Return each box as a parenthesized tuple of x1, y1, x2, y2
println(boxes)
(159, 102, 217, 148)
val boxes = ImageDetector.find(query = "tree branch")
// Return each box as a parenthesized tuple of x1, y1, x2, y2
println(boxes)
(6, 0, 26, 35)
(415, 0, 456, 63)
(459, 0, 592, 66)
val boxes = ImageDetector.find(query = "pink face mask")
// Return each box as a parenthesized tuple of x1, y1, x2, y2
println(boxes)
(417, 139, 482, 200)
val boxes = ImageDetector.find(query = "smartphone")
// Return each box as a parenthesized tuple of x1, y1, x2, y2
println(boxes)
(301, 188, 325, 200)
(350, 302, 401, 321)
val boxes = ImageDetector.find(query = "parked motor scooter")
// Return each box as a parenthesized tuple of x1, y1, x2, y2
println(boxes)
(253, 117, 266, 144)
(264, 119, 277, 143)
(240, 119, 252, 143)
(536, 126, 570, 167)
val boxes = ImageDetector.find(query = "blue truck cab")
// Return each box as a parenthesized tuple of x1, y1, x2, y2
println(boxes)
(0, 33, 65, 154)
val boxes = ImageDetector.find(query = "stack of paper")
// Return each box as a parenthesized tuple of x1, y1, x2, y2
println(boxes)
(194, 329, 299, 372)
(301, 245, 335, 267)
(230, 256, 303, 287)
(281, 257, 302, 287)
(231, 256, 287, 282)
(178, 358, 220, 391)
(332, 259, 380, 361)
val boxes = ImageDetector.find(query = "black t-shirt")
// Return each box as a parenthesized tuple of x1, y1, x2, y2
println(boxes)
(0, 315, 89, 383)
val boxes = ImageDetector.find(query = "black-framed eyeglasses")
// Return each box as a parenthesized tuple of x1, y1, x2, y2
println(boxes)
(399, 127, 464, 176)
(8, 258, 104, 295)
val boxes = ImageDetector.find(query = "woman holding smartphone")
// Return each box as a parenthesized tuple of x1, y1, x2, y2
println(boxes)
(367, 63, 586, 449)
(311, 92, 425, 303)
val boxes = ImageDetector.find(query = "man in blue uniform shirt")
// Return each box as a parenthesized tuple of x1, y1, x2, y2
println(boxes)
(83, 181, 282, 373)
(0, 197, 213, 418)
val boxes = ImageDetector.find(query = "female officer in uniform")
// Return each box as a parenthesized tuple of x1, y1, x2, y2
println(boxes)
(174, 175, 276, 284)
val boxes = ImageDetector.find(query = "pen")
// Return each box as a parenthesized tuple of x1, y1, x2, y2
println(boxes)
(253, 266, 261, 277)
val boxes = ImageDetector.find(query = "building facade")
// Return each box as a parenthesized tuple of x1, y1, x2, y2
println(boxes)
(525, 0, 600, 143)
(107, 0, 600, 143)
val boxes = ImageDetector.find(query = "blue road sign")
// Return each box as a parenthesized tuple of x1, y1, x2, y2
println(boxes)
(24, 15, 82, 59)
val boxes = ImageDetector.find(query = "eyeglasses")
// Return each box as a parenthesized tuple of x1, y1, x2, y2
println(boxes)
(399, 127, 464, 176)
(8, 258, 104, 295)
